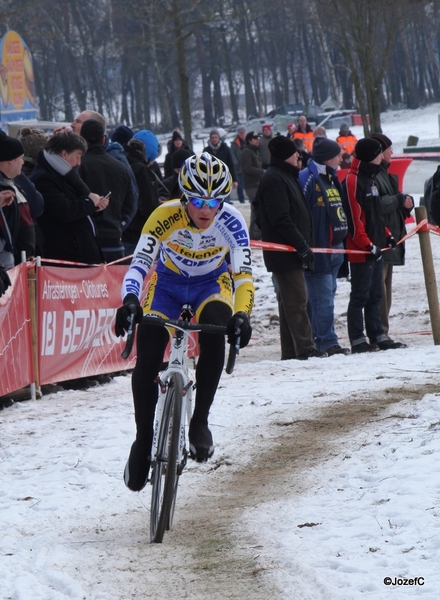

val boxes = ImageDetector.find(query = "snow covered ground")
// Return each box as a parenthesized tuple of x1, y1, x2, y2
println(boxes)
(2, 106, 440, 599)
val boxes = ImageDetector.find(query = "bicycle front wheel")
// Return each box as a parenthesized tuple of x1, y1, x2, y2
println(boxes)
(150, 372, 183, 543)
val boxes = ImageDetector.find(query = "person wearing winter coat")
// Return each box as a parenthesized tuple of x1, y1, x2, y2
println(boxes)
(0, 131, 44, 267)
(122, 131, 162, 256)
(230, 126, 247, 203)
(79, 120, 135, 263)
(241, 131, 265, 238)
(31, 131, 108, 264)
(163, 130, 192, 178)
(259, 124, 273, 169)
(336, 123, 357, 169)
(254, 135, 326, 361)
(162, 148, 193, 199)
(203, 129, 237, 183)
(299, 137, 349, 356)
(106, 125, 139, 226)
(342, 138, 405, 354)
(370, 133, 414, 340)
(293, 115, 314, 152)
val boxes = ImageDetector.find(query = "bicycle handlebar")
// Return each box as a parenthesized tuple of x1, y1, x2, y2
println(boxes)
(121, 313, 239, 374)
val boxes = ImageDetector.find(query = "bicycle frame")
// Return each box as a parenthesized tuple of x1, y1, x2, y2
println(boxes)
(151, 322, 195, 478)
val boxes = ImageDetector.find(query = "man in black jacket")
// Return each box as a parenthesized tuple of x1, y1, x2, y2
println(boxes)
(370, 133, 413, 341)
(342, 138, 403, 353)
(255, 135, 327, 360)
(79, 120, 135, 263)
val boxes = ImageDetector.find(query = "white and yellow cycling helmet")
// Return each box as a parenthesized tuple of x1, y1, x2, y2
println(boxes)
(178, 152, 233, 201)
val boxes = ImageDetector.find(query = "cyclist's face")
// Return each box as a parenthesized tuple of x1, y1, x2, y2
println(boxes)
(187, 201, 220, 229)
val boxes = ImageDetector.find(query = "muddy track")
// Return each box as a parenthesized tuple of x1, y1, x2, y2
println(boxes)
(126, 382, 440, 600)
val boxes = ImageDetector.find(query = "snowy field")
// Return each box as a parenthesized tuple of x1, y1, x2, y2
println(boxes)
(2, 106, 440, 599)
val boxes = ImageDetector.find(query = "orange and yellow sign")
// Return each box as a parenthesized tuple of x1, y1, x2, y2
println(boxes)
(0, 30, 35, 109)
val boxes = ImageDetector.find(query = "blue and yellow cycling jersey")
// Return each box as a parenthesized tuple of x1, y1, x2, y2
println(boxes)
(122, 200, 254, 315)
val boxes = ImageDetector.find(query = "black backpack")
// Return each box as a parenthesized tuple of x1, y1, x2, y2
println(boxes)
(420, 165, 440, 224)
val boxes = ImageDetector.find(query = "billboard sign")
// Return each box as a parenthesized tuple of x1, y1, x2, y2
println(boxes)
(0, 30, 37, 127)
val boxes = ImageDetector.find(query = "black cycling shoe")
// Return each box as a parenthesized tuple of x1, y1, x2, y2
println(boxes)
(124, 440, 151, 492)
(189, 419, 214, 463)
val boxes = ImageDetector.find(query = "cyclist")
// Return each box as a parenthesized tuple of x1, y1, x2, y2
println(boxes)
(115, 152, 254, 492)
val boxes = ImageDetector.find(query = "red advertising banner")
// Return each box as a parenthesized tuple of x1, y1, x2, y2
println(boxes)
(37, 264, 141, 384)
(0, 263, 34, 396)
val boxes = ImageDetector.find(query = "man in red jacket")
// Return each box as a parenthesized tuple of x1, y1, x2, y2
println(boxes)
(342, 138, 404, 353)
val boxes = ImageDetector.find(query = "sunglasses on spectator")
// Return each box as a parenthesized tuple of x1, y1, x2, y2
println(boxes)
(189, 198, 222, 209)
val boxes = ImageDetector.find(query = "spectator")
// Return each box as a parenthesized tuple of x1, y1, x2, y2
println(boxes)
(123, 130, 162, 256)
(337, 123, 357, 169)
(342, 137, 405, 353)
(70, 110, 105, 134)
(217, 127, 227, 142)
(164, 130, 192, 178)
(293, 137, 311, 169)
(286, 122, 296, 139)
(259, 123, 273, 169)
(241, 131, 264, 239)
(0, 131, 43, 265)
(254, 135, 326, 360)
(230, 126, 247, 203)
(79, 119, 135, 263)
(299, 136, 349, 356)
(106, 125, 139, 225)
(293, 115, 314, 152)
(30, 131, 108, 264)
(203, 128, 237, 204)
(17, 127, 48, 177)
(0, 187, 16, 269)
(313, 126, 327, 138)
(203, 129, 237, 183)
(370, 132, 414, 342)
(162, 148, 192, 199)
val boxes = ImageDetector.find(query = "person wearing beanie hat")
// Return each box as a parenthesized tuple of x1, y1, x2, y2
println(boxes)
(354, 137, 383, 163)
(336, 123, 357, 168)
(0, 130, 44, 267)
(164, 129, 192, 178)
(106, 126, 139, 224)
(259, 123, 273, 169)
(342, 135, 400, 354)
(369, 132, 413, 346)
(17, 127, 48, 176)
(203, 128, 237, 204)
(231, 126, 247, 203)
(160, 148, 193, 200)
(132, 129, 160, 162)
(298, 136, 349, 356)
(111, 125, 134, 146)
(311, 137, 341, 163)
(122, 136, 164, 256)
(255, 134, 327, 360)
(79, 119, 136, 262)
(286, 122, 296, 139)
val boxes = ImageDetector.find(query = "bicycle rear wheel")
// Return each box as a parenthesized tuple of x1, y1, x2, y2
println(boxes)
(150, 372, 183, 543)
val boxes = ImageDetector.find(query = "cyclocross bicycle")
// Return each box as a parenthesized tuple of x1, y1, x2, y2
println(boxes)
(122, 305, 240, 543)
